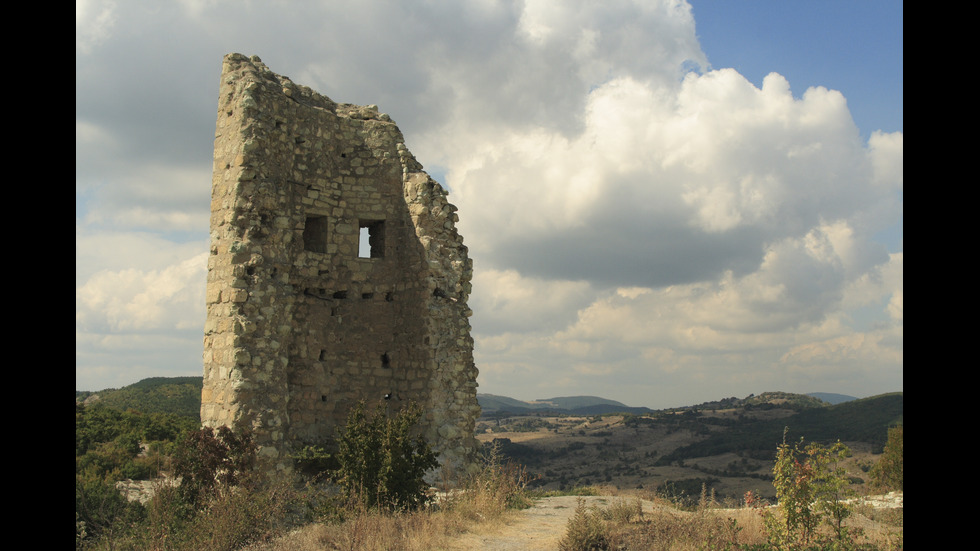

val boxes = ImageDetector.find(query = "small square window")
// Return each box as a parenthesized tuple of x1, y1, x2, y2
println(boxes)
(303, 215, 329, 253)
(358, 220, 385, 258)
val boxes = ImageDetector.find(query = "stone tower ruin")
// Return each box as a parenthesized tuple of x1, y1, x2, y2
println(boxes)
(201, 53, 481, 475)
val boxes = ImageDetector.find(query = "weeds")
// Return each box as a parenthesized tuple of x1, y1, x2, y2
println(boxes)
(556, 488, 759, 551)
(555, 471, 902, 551)
(603, 496, 643, 524)
(442, 440, 534, 522)
(558, 498, 610, 551)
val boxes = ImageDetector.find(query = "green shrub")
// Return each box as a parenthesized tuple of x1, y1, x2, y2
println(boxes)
(75, 474, 145, 546)
(292, 444, 339, 478)
(171, 425, 257, 509)
(121, 471, 303, 551)
(335, 400, 439, 511)
(869, 425, 903, 492)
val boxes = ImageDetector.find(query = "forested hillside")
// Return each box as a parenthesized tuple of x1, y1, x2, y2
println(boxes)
(76, 376, 204, 421)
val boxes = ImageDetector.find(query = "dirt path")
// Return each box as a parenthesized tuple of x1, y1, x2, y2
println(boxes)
(445, 495, 658, 551)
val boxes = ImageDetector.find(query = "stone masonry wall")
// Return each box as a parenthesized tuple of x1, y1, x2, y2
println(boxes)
(202, 53, 481, 475)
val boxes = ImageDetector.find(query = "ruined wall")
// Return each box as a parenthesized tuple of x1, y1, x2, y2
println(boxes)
(202, 53, 480, 474)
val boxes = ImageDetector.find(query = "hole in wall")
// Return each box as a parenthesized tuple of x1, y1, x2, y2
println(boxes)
(319, 350, 326, 361)
(303, 215, 329, 253)
(381, 352, 391, 368)
(362, 292, 374, 299)
(358, 220, 385, 258)
(332, 290, 347, 299)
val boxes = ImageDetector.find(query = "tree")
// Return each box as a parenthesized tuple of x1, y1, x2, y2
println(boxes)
(763, 429, 855, 549)
(870, 424, 903, 492)
(336, 400, 439, 511)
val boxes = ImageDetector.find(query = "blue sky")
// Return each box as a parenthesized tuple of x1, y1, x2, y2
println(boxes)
(691, 0, 903, 255)
(692, 1, 902, 137)
(76, 0, 902, 409)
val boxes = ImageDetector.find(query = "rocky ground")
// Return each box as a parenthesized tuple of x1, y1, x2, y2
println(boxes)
(445, 495, 648, 551)
(440, 492, 903, 551)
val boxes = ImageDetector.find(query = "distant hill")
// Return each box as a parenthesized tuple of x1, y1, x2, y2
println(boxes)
(75, 377, 881, 435)
(478, 394, 654, 416)
(478, 391, 902, 497)
(478, 394, 541, 412)
(656, 392, 903, 464)
(678, 391, 829, 412)
(536, 396, 628, 410)
(76, 376, 204, 420)
(75, 377, 900, 499)
(477, 390, 842, 417)
(807, 392, 858, 404)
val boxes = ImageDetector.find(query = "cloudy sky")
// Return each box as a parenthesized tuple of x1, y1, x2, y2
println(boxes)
(76, 0, 902, 409)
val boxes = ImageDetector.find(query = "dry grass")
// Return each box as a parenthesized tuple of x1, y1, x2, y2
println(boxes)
(244, 445, 532, 551)
(239, 447, 901, 551)
(247, 508, 465, 551)
(574, 503, 902, 551)
(243, 487, 902, 551)
(241, 489, 524, 551)
(556, 486, 903, 551)
(601, 504, 766, 550)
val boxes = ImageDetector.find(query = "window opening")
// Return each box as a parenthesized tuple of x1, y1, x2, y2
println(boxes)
(358, 220, 385, 258)
(303, 215, 329, 253)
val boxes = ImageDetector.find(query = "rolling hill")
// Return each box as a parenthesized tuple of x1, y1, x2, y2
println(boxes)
(76, 376, 204, 420)
(477, 394, 655, 416)
(76, 376, 901, 498)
